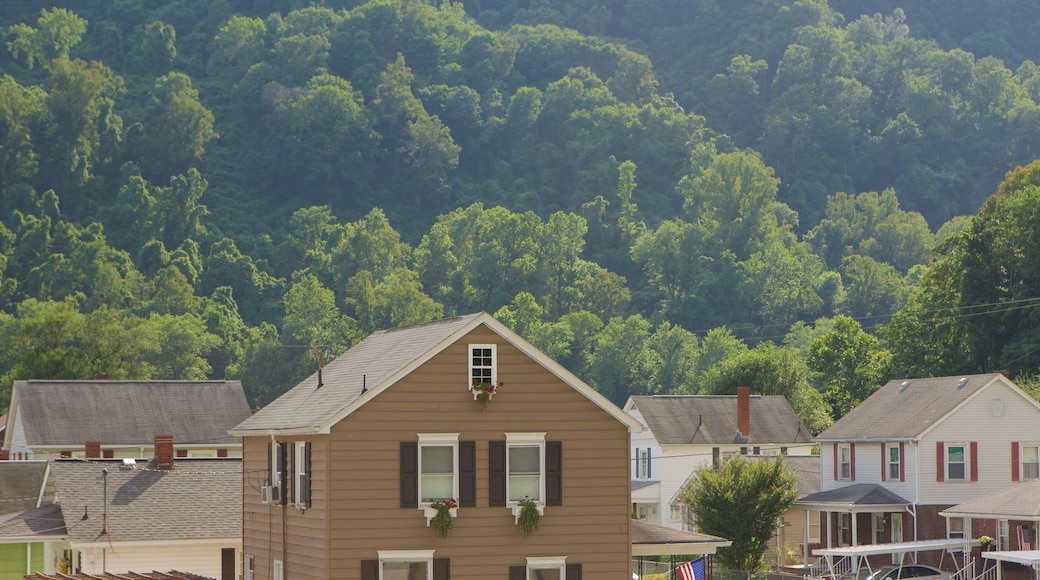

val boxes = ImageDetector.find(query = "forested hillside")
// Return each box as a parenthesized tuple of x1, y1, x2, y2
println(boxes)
(2, 0, 1040, 430)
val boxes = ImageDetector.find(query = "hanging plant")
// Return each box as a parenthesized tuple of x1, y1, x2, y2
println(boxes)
(516, 497, 542, 538)
(470, 380, 502, 410)
(429, 498, 457, 538)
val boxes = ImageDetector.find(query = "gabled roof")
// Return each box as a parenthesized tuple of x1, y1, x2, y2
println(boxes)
(230, 312, 641, 436)
(48, 458, 241, 545)
(940, 479, 1040, 521)
(6, 380, 251, 447)
(815, 373, 1039, 442)
(0, 460, 53, 513)
(625, 395, 812, 446)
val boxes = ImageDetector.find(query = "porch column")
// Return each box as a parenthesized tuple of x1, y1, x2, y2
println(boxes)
(804, 509, 810, 567)
(852, 511, 858, 546)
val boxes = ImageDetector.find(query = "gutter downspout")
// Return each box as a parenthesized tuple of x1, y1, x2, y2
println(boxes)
(913, 439, 920, 544)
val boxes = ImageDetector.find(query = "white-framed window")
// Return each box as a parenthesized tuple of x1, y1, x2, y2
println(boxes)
(470, 344, 496, 387)
(839, 444, 852, 480)
(635, 503, 657, 521)
(1022, 444, 1039, 479)
(873, 513, 885, 544)
(418, 434, 459, 504)
(887, 444, 900, 480)
(243, 554, 254, 580)
(838, 513, 851, 546)
(947, 444, 967, 480)
(998, 519, 1010, 550)
(993, 398, 1004, 416)
(506, 433, 546, 504)
(670, 503, 682, 522)
(273, 560, 284, 580)
(269, 440, 284, 488)
(526, 556, 567, 580)
(636, 448, 650, 479)
(808, 510, 821, 543)
(293, 441, 311, 508)
(378, 550, 434, 580)
(948, 517, 968, 540)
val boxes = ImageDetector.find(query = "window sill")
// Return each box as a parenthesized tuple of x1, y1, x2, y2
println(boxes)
(510, 502, 544, 524)
(423, 506, 457, 526)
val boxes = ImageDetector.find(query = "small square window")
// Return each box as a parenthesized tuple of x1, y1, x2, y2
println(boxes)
(470, 344, 497, 387)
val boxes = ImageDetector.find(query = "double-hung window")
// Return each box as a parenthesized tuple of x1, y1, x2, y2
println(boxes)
(887, 444, 900, 480)
(947, 444, 967, 480)
(470, 344, 496, 387)
(507, 433, 545, 503)
(526, 557, 567, 580)
(838, 444, 851, 480)
(1023, 444, 1039, 479)
(636, 448, 650, 479)
(293, 441, 311, 508)
(378, 550, 434, 580)
(267, 440, 286, 505)
(418, 434, 459, 504)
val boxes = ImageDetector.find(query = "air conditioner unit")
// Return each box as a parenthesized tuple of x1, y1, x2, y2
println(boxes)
(261, 485, 279, 504)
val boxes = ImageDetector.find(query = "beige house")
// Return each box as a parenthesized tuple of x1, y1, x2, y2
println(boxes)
(229, 312, 643, 580)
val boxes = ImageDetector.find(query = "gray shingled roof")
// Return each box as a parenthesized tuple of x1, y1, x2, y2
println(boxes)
(48, 458, 241, 543)
(798, 483, 910, 506)
(941, 479, 1040, 519)
(631, 519, 729, 545)
(0, 503, 66, 539)
(26, 571, 213, 580)
(9, 380, 251, 446)
(815, 373, 1013, 441)
(629, 395, 812, 445)
(231, 313, 484, 434)
(0, 461, 53, 513)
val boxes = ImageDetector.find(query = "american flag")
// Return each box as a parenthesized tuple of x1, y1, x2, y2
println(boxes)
(677, 557, 705, 580)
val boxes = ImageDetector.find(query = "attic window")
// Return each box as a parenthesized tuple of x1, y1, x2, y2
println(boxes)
(993, 399, 1003, 417)
(470, 344, 497, 387)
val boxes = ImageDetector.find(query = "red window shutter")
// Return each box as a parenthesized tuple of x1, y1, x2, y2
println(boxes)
(833, 444, 838, 481)
(899, 442, 905, 482)
(881, 443, 887, 482)
(850, 443, 856, 481)
(400, 442, 418, 508)
(1013, 442, 1021, 482)
(177, 449, 188, 458)
(970, 442, 979, 482)
(936, 442, 945, 482)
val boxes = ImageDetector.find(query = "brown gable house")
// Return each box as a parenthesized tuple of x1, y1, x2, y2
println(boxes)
(229, 312, 643, 580)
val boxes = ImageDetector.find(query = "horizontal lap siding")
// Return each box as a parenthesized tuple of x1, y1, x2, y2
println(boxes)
(242, 436, 329, 579)
(328, 330, 632, 579)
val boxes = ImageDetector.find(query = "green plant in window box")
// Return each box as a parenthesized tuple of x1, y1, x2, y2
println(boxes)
(470, 380, 502, 410)
(430, 498, 457, 538)
(517, 497, 541, 538)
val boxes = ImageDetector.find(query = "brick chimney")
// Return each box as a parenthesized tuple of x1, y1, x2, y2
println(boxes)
(737, 386, 751, 438)
(85, 441, 101, 458)
(0, 449, 8, 461)
(155, 435, 175, 470)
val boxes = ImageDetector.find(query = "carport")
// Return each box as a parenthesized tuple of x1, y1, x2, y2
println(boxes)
(982, 551, 1040, 580)
(631, 520, 731, 580)
(810, 538, 979, 580)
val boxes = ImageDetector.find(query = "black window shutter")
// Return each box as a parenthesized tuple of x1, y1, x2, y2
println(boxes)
(509, 566, 525, 580)
(566, 563, 582, 580)
(277, 441, 288, 505)
(459, 441, 476, 507)
(489, 440, 506, 506)
(301, 442, 311, 507)
(267, 442, 274, 486)
(400, 441, 418, 508)
(360, 559, 378, 580)
(289, 442, 296, 505)
(433, 557, 450, 580)
(546, 440, 563, 506)
(647, 448, 652, 479)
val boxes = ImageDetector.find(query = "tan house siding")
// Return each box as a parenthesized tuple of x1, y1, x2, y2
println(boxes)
(325, 331, 632, 579)
(242, 436, 329, 579)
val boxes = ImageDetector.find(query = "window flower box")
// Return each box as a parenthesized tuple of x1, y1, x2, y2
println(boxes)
(511, 498, 543, 537)
(470, 380, 502, 410)
(424, 498, 458, 538)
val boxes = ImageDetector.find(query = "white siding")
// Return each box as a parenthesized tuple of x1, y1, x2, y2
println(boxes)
(76, 540, 239, 577)
(919, 381, 1040, 504)
(819, 441, 920, 502)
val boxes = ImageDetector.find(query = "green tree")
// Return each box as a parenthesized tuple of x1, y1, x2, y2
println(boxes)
(680, 456, 799, 570)
(6, 8, 86, 71)
(807, 315, 891, 419)
(144, 313, 219, 379)
(139, 73, 217, 179)
(138, 21, 176, 75)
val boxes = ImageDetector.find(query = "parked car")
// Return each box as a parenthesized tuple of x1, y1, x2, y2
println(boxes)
(864, 565, 950, 580)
